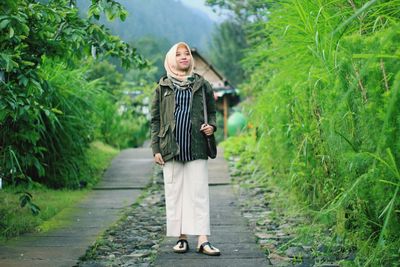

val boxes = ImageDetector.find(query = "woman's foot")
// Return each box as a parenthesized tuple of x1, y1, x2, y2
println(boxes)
(173, 239, 189, 253)
(196, 241, 221, 256)
(173, 234, 189, 253)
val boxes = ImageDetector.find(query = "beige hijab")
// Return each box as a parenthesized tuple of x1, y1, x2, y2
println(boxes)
(164, 42, 194, 83)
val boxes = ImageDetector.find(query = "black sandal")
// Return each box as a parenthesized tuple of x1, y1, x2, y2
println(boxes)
(173, 239, 189, 253)
(196, 241, 221, 256)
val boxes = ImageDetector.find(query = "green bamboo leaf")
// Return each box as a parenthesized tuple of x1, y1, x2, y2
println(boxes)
(378, 179, 399, 187)
(51, 108, 63, 115)
(366, 151, 398, 179)
(378, 186, 399, 245)
(21, 60, 35, 66)
(352, 53, 400, 59)
(332, 0, 379, 35)
(385, 148, 400, 179)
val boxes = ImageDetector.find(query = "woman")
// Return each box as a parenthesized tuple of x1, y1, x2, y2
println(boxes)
(150, 42, 221, 256)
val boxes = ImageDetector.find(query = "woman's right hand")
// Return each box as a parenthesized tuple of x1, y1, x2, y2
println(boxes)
(154, 153, 165, 165)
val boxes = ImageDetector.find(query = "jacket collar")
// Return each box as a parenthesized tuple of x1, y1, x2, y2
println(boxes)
(159, 73, 205, 94)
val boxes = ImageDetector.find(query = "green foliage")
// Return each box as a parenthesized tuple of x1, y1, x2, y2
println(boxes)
(221, 0, 400, 264)
(86, 60, 153, 149)
(88, 0, 128, 21)
(0, 0, 145, 189)
(220, 133, 257, 175)
(77, 0, 215, 52)
(205, 0, 270, 23)
(18, 191, 41, 216)
(209, 20, 247, 86)
(35, 58, 100, 188)
(214, 111, 225, 143)
(0, 141, 118, 240)
(130, 36, 173, 82)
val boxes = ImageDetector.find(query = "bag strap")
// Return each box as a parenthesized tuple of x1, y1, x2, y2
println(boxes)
(202, 86, 208, 124)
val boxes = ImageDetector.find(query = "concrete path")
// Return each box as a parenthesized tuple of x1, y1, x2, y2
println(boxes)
(0, 148, 154, 267)
(0, 147, 270, 267)
(153, 148, 271, 266)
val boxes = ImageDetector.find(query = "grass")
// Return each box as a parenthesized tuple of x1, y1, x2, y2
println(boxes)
(0, 140, 119, 242)
(231, 0, 400, 265)
(222, 131, 400, 265)
(84, 140, 120, 187)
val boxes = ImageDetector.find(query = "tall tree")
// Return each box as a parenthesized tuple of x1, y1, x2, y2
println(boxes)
(130, 36, 173, 81)
(205, 0, 270, 24)
(209, 20, 247, 87)
(206, 0, 272, 87)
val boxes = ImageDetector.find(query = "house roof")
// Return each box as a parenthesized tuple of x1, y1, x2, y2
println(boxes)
(191, 48, 233, 90)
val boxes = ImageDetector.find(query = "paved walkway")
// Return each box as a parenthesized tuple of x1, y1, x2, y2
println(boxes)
(153, 149, 270, 266)
(0, 147, 270, 267)
(0, 148, 154, 267)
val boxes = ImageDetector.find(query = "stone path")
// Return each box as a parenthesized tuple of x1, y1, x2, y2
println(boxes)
(0, 148, 154, 267)
(153, 149, 270, 266)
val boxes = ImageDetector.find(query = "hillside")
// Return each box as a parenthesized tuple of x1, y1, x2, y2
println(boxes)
(77, 0, 216, 52)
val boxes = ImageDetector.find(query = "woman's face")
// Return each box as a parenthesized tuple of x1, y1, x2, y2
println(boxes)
(175, 45, 191, 71)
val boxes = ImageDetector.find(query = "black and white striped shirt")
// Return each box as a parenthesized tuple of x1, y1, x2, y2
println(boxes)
(173, 85, 193, 162)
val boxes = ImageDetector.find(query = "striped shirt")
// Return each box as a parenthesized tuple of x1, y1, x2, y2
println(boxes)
(173, 85, 193, 162)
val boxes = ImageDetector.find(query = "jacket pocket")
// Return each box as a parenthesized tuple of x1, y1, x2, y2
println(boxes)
(158, 124, 170, 154)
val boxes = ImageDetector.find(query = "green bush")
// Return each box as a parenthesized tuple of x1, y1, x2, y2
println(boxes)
(37, 58, 98, 188)
(235, 0, 400, 264)
(0, 0, 145, 190)
(0, 141, 119, 240)
(93, 92, 149, 149)
(87, 60, 151, 149)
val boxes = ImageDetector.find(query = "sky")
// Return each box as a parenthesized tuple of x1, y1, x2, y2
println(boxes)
(179, 0, 225, 22)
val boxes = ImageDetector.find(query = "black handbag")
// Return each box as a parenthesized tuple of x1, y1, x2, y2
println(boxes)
(202, 86, 217, 159)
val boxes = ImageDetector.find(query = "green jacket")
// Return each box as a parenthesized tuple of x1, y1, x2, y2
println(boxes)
(150, 74, 217, 162)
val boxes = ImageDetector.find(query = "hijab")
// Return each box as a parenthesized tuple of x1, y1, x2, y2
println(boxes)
(164, 42, 195, 88)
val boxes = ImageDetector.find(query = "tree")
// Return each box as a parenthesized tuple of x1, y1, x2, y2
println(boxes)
(205, 0, 270, 24)
(0, 0, 145, 189)
(209, 20, 247, 87)
(205, 0, 273, 87)
(130, 36, 173, 82)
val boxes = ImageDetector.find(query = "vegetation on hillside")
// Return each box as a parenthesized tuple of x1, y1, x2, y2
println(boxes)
(76, 0, 215, 52)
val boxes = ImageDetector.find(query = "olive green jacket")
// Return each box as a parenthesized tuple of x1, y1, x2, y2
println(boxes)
(150, 74, 217, 162)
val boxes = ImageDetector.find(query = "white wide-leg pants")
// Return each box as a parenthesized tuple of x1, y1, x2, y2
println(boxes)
(162, 159, 210, 237)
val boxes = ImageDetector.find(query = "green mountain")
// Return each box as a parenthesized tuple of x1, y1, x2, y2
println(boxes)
(77, 0, 216, 52)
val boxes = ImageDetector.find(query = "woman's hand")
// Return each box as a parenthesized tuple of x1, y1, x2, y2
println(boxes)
(200, 124, 214, 136)
(154, 153, 165, 165)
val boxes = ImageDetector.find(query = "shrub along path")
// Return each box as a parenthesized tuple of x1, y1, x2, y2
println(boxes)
(0, 148, 153, 267)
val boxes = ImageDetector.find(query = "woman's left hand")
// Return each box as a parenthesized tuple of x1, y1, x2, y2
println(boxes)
(200, 124, 214, 136)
